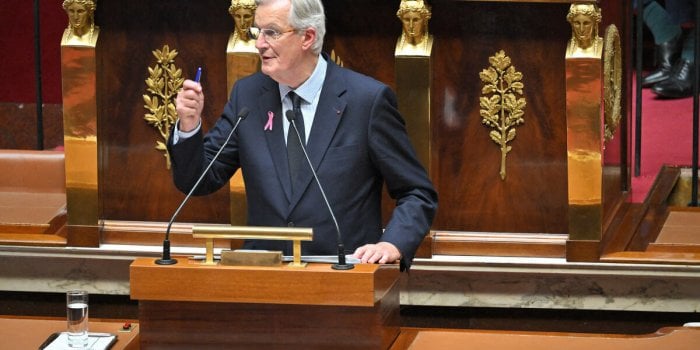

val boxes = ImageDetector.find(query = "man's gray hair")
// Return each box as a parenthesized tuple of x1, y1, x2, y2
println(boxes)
(256, 0, 326, 54)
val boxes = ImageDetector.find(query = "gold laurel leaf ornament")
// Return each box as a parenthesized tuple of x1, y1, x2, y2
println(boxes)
(479, 50, 526, 180)
(143, 45, 184, 169)
(603, 24, 622, 142)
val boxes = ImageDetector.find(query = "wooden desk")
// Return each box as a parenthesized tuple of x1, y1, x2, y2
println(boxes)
(0, 316, 139, 350)
(130, 257, 400, 349)
(391, 327, 700, 350)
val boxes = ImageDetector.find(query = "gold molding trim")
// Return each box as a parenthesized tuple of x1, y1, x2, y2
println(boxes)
(143, 45, 184, 169)
(603, 24, 622, 142)
(479, 50, 526, 180)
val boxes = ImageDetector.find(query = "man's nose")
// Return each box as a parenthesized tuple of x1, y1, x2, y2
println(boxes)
(255, 35, 268, 50)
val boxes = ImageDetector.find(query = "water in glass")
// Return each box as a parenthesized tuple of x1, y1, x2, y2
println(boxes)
(66, 291, 88, 348)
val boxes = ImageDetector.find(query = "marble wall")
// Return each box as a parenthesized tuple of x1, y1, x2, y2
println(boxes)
(2, 246, 699, 314)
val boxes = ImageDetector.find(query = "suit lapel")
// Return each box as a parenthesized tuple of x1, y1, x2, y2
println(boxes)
(258, 79, 293, 203)
(289, 60, 347, 209)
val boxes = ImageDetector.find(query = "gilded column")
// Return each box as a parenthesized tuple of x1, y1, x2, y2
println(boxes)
(394, 0, 433, 172)
(565, 3, 604, 260)
(61, 0, 100, 246)
(227, 0, 260, 225)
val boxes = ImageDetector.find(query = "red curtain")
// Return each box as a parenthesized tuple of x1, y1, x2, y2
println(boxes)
(0, 0, 65, 104)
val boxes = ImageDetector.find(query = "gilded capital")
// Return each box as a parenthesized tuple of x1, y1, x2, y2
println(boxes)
(61, 0, 99, 47)
(395, 0, 433, 56)
(228, 0, 257, 53)
(566, 3, 603, 58)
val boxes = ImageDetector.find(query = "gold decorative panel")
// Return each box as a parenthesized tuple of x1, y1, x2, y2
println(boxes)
(479, 50, 526, 180)
(565, 3, 605, 246)
(603, 24, 622, 142)
(143, 45, 184, 169)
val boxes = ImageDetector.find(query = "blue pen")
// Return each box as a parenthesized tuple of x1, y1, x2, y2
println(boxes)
(194, 67, 202, 83)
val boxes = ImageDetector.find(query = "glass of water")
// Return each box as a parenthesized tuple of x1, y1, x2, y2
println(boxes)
(66, 290, 89, 348)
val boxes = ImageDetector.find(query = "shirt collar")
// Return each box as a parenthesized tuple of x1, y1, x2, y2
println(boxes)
(279, 54, 327, 103)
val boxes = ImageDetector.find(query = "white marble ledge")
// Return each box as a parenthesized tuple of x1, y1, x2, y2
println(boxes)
(411, 255, 700, 278)
(402, 255, 700, 312)
(2, 245, 700, 313)
(0, 244, 222, 296)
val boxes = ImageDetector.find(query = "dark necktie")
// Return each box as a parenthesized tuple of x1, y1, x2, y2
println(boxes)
(287, 91, 305, 194)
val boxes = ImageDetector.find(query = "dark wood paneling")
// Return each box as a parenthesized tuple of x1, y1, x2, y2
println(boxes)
(626, 166, 678, 250)
(324, 1, 399, 87)
(327, 1, 571, 234)
(601, 166, 680, 255)
(433, 231, 566, 257)
(92, 1, 624, 238)
(430, 2, 570, 233)
(138, 297, 399, 350)
(96, 0, 233, 223)
(601, 0, 632, 237)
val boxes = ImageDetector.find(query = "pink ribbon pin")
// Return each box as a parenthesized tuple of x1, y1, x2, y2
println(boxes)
(264, 111, 274, 131)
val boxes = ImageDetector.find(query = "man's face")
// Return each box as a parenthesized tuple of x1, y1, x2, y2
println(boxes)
(254, 0, 305, 86)
(66, 3, 89, 30)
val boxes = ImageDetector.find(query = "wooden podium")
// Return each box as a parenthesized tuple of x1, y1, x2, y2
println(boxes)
(130, 257, 400, 349)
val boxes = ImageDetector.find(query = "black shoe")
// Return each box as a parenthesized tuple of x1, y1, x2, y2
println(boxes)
(651, 59, 695, 99)
(642, 33, 682, 87)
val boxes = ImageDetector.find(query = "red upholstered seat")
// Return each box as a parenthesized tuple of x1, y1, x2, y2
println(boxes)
(0, 150, 66, 236)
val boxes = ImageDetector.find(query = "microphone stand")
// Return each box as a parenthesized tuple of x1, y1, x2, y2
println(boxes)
(286, 110, 354, 270)
(156, 108, 249, 265)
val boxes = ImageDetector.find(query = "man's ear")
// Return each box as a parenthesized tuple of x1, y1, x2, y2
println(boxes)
(300, 27, 317, 51)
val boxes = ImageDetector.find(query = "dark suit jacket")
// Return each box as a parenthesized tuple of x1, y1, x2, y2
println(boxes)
(169, 55, 437, 268)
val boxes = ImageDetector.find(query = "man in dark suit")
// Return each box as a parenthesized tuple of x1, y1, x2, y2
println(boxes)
(170, 0, 437, 269)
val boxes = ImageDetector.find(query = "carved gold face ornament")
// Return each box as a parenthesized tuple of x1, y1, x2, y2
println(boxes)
(571, 14, 595, 49)
(66, 3, 89, 31)
(566, 4, 602, 50)
(400, 11, 426, 44)
(62, 0, 95, 34)
(233, 8, 255, 40)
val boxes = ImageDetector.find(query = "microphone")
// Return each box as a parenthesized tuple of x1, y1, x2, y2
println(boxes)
(156, 107, 250, 265)
(286, 110, 354, 270)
